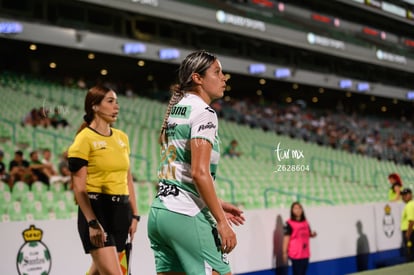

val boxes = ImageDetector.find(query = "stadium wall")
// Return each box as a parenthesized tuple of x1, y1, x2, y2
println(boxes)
(0, 202, 404, 275)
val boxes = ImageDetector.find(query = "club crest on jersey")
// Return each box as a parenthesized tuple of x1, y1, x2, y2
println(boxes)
(118, 139, 126, 148)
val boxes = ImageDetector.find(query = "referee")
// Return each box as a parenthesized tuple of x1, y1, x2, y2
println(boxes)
(68, 86, 139, 275)
(401, 188, 414, 262)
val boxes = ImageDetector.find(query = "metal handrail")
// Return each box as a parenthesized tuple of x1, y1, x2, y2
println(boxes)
(0, 118, 16, 143)
(264, 187, 334, 208)
(130, 153, 152, 182)
(216, 176, 236, 204)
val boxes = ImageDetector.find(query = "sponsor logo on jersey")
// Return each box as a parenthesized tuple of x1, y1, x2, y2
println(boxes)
(198, 122, 216, 132)
(93, 140, 107, 150)
(170, 105, 191, 118)
(88, 193, 99, 200)
(166, 122, 178, 136)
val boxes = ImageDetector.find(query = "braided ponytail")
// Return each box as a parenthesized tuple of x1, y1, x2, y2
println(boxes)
(158, 84, 185, 144)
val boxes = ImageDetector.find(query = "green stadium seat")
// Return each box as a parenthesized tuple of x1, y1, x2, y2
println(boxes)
(31, 181, 49, 199)
(50, 182, 66, 194)
(61, 190, 76, 205)
(1, 214, 11, 222)
(11, 181, 30, 201)
(7, 201, 26, 221)
(40, 191, 56, 211)
(13, 181, 30, 191)
(25, 200, 49, 220)
(23, 191, 36, 203)
(53, 200, 71, 219)
(0, 181, 10, 193)
(0, 190, 12, 210)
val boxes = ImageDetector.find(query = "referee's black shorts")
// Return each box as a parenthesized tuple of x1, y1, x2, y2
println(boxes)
(78, 192, 132, 253)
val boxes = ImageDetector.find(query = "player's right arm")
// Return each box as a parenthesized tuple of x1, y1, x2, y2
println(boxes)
(71, 165, 106, 247)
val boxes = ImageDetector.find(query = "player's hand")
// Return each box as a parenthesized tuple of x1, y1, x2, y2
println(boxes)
(217, 221, 237, 254)
(283, 252, 288, 264)
(129, 218, 138, 241)
(221, 201, 245, 226)
(89, 223, 106, 248)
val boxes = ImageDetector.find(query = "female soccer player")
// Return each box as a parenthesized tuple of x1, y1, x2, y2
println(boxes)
(147, 50, 245, 275)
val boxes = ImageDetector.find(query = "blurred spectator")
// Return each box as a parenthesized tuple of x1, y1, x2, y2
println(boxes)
(29, 150, 51, 186)
(41, 148, 65, 184)
(0, 150, 10, 184)
(57, 151, 71, 188)
(9, 150, 31, 186)
(388, 173, 403, 202)
(77, 77, 86, 89)
(211, 99, 223, 117)
(219, 97, 414, 167)
(37, 107, 51, 128)
(223, 139, 242, 158)
(125, 83, 134, 98)
(21, 108, 40, 127)
(50, 107, 69, 128)
(22, 107, 52, 128)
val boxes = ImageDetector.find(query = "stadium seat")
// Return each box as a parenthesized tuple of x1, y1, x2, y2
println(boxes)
(13, 181, 30, 192)
(0, 181, 10, 193)
(7, 201, 26, 221)
(0, 190, 12, 207)
(31, 181, 49, 198)
(50, 181, 66, 194)
(61, 190, 76, 204)
(25, 200, 49, 220)
(0, 192, 11, 216)
(53, 200, 71, 219)
(11, 181, 30, 201)
(40, 191, 56, 211)
(23, 191, 36, 203)
(1, 214, 10, 222)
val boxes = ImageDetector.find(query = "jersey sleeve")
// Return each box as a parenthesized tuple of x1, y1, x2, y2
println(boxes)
(190, 106, 218, 145)
(68, 132, 90, 161)
(407, 202, 414, 222)
(284, 222, 292, 236)
(68, 158, 88, 172)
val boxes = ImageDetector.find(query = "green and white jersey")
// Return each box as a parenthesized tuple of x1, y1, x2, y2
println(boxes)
(156, 93, 220, 216)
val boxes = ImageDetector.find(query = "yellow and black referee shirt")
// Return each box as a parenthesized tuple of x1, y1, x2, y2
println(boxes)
(68, 127, 130, 195)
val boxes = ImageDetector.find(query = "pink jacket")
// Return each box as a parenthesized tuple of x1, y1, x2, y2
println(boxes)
(287, 219, 311, 259)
